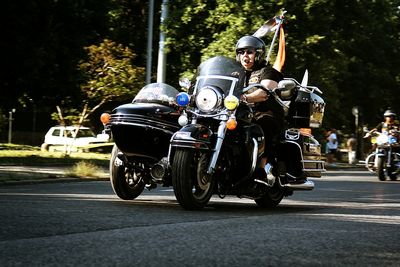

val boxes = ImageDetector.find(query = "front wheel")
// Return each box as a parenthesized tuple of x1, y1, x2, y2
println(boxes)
(365, 153, 376, 173)
(254, 182, 284, 208)
(377, 156, 386, 181)
(172, 149, 215, 210)
(110, 145, 144, 200)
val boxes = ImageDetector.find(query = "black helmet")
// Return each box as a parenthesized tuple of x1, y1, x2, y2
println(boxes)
(384, 109, 396, 117)
(235, 35, 266, 64)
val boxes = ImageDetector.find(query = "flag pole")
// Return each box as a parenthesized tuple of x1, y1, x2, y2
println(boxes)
(266, 10, 286, 64)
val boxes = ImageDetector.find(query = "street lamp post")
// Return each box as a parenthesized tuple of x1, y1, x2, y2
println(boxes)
(8, 108, 16, 144)
(146, 0, 154, 84)
(352, 106, 363, 159)
(156, 0, 168, 83)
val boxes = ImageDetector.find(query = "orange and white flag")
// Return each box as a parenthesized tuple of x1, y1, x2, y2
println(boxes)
(273, 26, 285, 72)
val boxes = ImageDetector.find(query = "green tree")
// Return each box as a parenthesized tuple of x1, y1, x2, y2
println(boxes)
(164, 0, 400, 133)
(53, 39, 145, 125)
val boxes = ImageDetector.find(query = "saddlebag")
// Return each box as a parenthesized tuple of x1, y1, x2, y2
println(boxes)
(279, 129, 325, 178)
(287, 90, 325, 128)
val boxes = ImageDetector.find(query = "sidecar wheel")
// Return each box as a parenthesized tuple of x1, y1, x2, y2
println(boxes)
(254, 182, 284, 208)
(377, 157, 386, 181)
(172, 149, 215, 210)
(110, 145, 144, 200)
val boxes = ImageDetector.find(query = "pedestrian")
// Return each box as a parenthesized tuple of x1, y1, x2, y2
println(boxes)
(326, 128, 338, 166)
(347, 134, 357, 164)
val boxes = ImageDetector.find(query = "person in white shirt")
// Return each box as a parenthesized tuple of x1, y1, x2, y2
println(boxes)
(326, 128, 338, 165)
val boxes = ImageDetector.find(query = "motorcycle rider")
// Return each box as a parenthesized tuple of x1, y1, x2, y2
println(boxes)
(367, 110, 400, 137)
(366, 109, 400, 151)
(235, 35, 285, 183)
(375, 110, 399, 133)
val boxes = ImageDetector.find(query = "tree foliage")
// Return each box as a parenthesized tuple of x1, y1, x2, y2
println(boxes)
(53, 39, 145, 125)
(164, 0, 400, 132)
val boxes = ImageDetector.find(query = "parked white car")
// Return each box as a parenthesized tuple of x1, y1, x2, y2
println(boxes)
(41, 126, 110, 152)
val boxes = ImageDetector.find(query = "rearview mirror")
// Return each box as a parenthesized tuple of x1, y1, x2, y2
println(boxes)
(277, 80, 296, 99)
(179, 78, 191, 91)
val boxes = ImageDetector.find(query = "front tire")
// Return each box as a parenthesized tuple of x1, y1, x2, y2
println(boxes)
(377, 156, 386, 181)
(365, 153, 376, 173)
(172, 149, 215, 210)
(110, 145, 144, 200)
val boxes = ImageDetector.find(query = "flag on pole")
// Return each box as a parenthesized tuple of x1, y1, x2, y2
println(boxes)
(273, 26, 285, 72)
(252, 17, 277, 39)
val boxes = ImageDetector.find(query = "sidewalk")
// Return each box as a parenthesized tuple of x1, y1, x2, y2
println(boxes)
(0, 165, 109, 186)
(0, 161, 366, 186)
(325, 161, 366, 171)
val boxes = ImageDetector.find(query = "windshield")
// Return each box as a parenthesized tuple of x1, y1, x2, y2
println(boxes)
(192, 56, 245, 97)
(65, 128, 95, 138)
(133, 83, 179, 106)
(75, 129, 95, 138)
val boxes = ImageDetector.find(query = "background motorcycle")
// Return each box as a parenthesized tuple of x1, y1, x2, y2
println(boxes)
(166, 56, 325, 210)
(101, 83, 181, 200)
(364, 130, 400, 181)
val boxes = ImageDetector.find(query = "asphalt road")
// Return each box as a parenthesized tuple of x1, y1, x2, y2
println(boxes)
(0, 170, 399, 267)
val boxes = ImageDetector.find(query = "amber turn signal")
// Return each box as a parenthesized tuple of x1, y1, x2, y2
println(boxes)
(100, 113, 111, 125)
(226, 118, 237, 130)
(300, 128, 311, 135)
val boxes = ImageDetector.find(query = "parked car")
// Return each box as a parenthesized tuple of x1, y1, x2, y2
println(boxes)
(41, 126, 111, 152)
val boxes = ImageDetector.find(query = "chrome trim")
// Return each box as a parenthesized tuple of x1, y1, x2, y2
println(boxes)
(285, 129, 301, 140)
(194, 74, 239, 96)
(110, 121, 176, 136)
(282, 179, 314, 190)
(110, 114, 178, 129)
(195, 86, 223, 113)
(250, 138, 258, 174)
(207, 121, 227, 174)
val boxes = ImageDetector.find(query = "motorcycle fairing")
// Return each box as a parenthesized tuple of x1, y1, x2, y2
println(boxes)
(191, 56, 246, 99)
(170, 124, 213, 150)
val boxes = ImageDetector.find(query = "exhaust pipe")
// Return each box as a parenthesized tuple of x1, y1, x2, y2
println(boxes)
(150, 157, 170, 182)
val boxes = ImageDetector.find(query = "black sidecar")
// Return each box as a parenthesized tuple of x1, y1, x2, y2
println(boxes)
(104, 83, 181, 200)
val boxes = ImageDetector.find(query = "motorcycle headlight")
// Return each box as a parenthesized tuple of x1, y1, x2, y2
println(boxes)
(376, 134, 389, 145)
(195, 86, 222, 113)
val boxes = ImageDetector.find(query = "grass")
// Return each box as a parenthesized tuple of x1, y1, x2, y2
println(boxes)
(0, 143, 110, 167)
(67, 161, 106, 178)
(0, 143, 111, 181)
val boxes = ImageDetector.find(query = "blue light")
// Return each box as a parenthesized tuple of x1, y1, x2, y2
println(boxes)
(176, 92, 190, 106)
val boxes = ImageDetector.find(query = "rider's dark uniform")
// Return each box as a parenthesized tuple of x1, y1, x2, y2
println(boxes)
(244, 63, 285, 160)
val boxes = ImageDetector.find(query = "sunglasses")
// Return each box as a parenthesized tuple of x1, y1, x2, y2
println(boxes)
(237, 49, 255, 55)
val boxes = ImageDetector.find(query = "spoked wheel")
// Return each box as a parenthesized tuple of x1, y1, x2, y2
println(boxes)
(365, 153, 377, 173)
(377, 156, 386, 181)
(172, 149, 216, 210)
(110, 145, 144, 200)
(254, 181, 285, 208)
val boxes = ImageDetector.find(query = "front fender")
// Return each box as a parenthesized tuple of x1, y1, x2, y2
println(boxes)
(170, 124, 213, 150)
